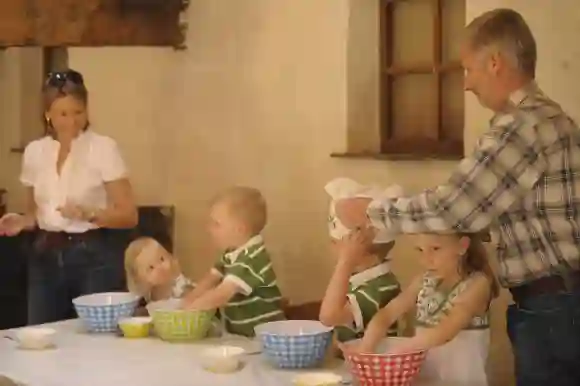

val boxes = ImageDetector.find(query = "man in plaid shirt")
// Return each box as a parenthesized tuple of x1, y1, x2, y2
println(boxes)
(337, 8, 580, 386)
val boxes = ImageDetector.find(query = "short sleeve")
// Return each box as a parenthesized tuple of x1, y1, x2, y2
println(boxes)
(96, 137, 128, 182)
(347, 287, 381, 332)
(19, 142, 39, 187)
(223, 249, 269, 296)
(347, 281, 400, 332)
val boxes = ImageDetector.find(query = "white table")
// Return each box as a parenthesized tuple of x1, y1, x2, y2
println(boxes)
(0, 320, 445, 386)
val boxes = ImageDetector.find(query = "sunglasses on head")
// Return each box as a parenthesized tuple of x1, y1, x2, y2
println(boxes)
(45, 70, 84, 87)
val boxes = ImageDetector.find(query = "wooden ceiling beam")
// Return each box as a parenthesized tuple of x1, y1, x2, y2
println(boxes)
(0, 0, 189, 49)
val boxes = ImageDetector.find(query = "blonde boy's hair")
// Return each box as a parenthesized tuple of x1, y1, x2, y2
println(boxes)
(212, 186, 267, 234)
(124, 237, 164, 298)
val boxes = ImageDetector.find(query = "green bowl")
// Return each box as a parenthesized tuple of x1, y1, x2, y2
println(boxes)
(149, 301, 215, 342)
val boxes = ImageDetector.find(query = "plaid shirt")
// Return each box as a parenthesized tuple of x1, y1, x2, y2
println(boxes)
(368, 82, 580, 287)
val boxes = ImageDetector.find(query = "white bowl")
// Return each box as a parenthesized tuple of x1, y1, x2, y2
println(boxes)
(15, 327, 56, 350)
(200, 345, 246, 373)
(293, 372, 343, 386)
(72, 292, 139, 307)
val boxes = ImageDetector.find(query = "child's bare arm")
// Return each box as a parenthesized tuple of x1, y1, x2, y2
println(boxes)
(184, 280, 239, 310)
(356, 275, 422, 352)
(319, 259, 356, 327)
(181, 271, 221, 306)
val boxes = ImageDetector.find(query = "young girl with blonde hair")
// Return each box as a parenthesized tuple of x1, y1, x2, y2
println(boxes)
(124, 237, 193, 302)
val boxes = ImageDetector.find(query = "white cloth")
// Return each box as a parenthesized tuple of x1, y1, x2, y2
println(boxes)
(19, 130, 128, 233)
(324, 177, 404, 243)
(0, 319, 449, 386)
(417, 328, 490, 386)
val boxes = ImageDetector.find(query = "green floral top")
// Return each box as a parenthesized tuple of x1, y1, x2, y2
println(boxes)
(415, 272, 489, 330)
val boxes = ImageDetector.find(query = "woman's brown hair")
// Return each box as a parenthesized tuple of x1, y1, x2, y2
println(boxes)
(460, 231, 500, 299)
(42, 69, 89, 137)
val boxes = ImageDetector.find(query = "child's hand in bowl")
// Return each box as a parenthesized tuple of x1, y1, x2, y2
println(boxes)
(339, 340, 374, 355)
(179, 298, 192, 310)
(386, 338, 423, 355)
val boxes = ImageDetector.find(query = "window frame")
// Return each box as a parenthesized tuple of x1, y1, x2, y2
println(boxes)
(379, 0, 465, 160)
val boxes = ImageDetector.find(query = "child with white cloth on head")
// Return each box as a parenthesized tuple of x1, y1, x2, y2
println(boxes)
(319, 178, 402, 350)
(343, 226, 498, 385)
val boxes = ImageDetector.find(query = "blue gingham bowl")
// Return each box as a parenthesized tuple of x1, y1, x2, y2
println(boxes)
(73, 292, 140, 332)
(255, 320, 333, 369)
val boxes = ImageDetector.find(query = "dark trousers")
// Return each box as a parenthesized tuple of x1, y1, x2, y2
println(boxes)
(508, 285, 580, 386)
(27, 230, 126, 325)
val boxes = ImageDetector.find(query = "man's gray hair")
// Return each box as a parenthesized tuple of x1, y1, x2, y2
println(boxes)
(466, 8, 537, 79)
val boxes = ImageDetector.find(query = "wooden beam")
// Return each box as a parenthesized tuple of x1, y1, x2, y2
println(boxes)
(0, 0, 188, 48)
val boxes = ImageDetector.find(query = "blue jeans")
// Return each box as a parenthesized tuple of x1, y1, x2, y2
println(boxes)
(27, 231, 126, 325)
(507, 289, 580, 386)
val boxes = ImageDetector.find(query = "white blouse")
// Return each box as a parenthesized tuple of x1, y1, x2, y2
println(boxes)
(19, 130, 128, 233)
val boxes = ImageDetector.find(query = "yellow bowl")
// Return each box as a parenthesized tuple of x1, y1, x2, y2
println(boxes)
(118, 317, 152, 338)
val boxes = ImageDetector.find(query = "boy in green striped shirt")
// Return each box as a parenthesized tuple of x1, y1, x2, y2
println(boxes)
(320, 178, 402, 346)
(181, 187, 284, 337)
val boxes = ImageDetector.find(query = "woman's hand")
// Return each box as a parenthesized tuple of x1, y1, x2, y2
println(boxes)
(0, 213, 28, 236)
(57, 201, 94, 222)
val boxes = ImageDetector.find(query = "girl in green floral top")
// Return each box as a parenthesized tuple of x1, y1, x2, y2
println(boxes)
(345, 232, 499, 386)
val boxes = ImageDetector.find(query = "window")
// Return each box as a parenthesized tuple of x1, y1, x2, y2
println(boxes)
(380, 0, 465, 159)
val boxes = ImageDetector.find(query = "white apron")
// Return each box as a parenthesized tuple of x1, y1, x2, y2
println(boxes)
(416, 327, 489, 386)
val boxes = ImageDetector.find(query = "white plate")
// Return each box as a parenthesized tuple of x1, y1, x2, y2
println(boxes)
(293, 372, 344, 386)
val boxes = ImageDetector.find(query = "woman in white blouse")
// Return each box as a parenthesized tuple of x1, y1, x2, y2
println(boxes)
(0, 69, 137, 325)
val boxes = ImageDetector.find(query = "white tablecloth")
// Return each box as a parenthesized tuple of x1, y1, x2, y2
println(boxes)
(0, 320, 445, 386)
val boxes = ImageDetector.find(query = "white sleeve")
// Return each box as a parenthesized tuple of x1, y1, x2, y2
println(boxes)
(97, 137, 128, 182)
(19, 142, 38, 187)
(346, 293, 364, 331)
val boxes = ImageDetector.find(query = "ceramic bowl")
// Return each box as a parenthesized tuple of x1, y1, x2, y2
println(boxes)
(254, 320, 333, 369)
(118, 316, 152, 338)
(73, 292, 140, 332)
(343, 337, 427, 386)
(148, 299, 215, 342)
(200, 345, 246, 373)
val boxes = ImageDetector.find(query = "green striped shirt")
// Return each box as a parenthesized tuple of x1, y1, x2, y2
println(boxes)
(212, 235, 285, 337)
(335, 262, 401, 342)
